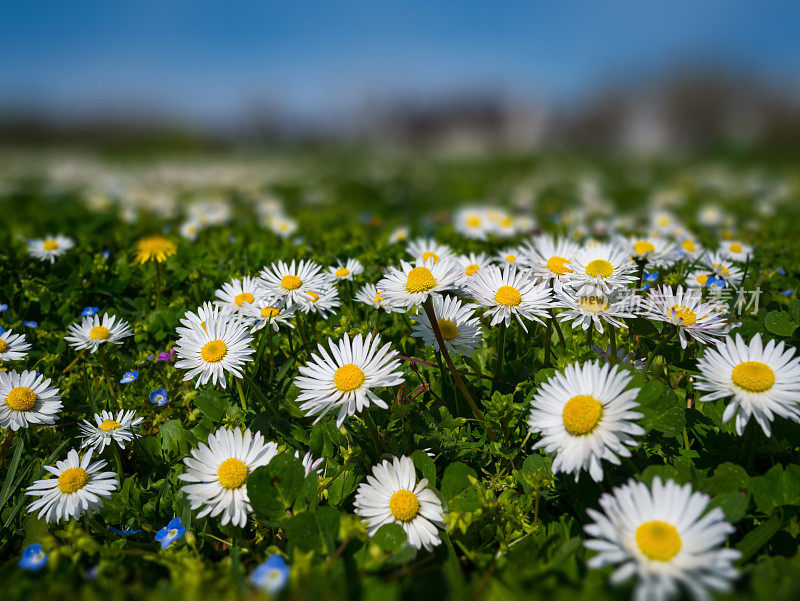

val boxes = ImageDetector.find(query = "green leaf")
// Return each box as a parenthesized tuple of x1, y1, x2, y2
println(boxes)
(411, 450, 436, 488)
(159, 420, 189, 456)
(627, 317, 660, 337)
(701, 462, 750, 496)
(285, 507, 340, 555)
(247, 454, 306, 521)
(372, 523, 407, 553)
(764, 310, 797, 337)
(194, 388, 227, 422)
(441, 462, 477, 501)
(752, 465, 785, 515)
(737, 513, 783, 562)
(641, 465, 678, 486)
(709, 492, 749, 522)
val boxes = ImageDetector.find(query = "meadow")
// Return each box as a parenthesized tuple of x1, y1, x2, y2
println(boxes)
(1, 150, 799, 601)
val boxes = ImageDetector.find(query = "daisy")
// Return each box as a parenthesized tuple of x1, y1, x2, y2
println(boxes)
(411, 294, 483, 356)
(0, 369, 62, 431)
(378, 259, 459, 310)
(571, 243, 637, 293)
(258, 260, 330, 306)
(519, 235, 580, 285)
(179, 427, 278, 528)
(175, 301, 239, 338)
(65, 313, 133, 353)
(494, 247, 523, 266)
(329, 258, 363, 282)
(388, 227, 409, 244)
(556, 283, 638, 334)
(214, 276, 260, 314)
(354, 283, 404, 313)
(487, 209, 517, 238)
(454, 206, 490, 240)
(179, 219, 202, 240)
(695, 333, 800, 436)
(241, 298, 296, 332)
(78, 410, 144, 453)
(297, 285, 341, 317)
(26, 449, 118, 523)
(0, 329, 32, 362)
(701, 252, 744, 287)
(584, 477, 740, 601)
(619, 236, 676, 269)
(467, 264, 554, 333)
(268, 215, 297, 239)
(294, 332, 404, 426)
(674, 237, 704, 262)
(528, 361, 643, 482)
(720, 240, 753, 263)
(453, 252, 493, 289)
(405, 237, 455, 265)
(294, 450, 324, 476)
(353, 455, 446, 552)
(174, 307, 254, 389)
(640, 286, 728, 349)
(134, 235, 177, 264)
(27, 234, 75, 263)
(684, 269, 733, 293)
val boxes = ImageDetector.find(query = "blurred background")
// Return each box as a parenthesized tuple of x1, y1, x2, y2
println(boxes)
(1, 0, 799, 156)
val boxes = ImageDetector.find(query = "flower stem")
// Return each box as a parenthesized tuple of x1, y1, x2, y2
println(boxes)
(609, 324, 617, 363)
(364, 411, 382, 457)
(642, 328, 676, 375)
(492, 322, 506, 395)
(235, 378, 248, 412)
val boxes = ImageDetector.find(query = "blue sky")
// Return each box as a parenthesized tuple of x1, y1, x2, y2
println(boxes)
(1, 1, 798, 124)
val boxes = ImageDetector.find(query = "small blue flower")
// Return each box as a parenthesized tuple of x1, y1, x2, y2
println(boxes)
(781, 289, 795, 296)
(109, 526, 142, 536)
(22, 321, 38, 329)
(81, 306, 100, 317)
(102, 250, 111, 259)
(642, 283, 651, 290)
(149, 387, 168, 406)
(643, 272, 659, 282)
(155, 517, 185, 550)
(18, 543, 47, 571)
(85, 565, 100, 580)
(228, 235, 237, 243)
(250, 555, 289, 594)
(0, 325, 5, 335)
(776, 267, 787, 276)
(120, 370, 138, 384)
(0, 303, 7, 311)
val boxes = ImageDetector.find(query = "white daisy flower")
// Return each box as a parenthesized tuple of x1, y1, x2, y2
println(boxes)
(78, 410, 144, 453)
(486, 209, 517, 238)
(354, 455, 445, 552)
(720, 240, 753, 263)
(494, 247, 523, 266)
(528, 361, 643, 482)
(571, 243, 637, 293)
(297, 285, 341, 317)
(0, 329, 32, 362)
(174, 308, 254, 389)
(329, 258, 364, 281)
(268, 215, 297, 239)
(294, 332, 404, 426)
(258, 260, 331, 306)
(674, 237, 704, 262)
(519, 235, 580, 284)
(556, 283, 638, 334)
(454, 206, 490, 240)
(411, 294, 483, 356)
(176, 301, 241, 338)
(354, 283, 404, 313)
(27, 234, 75, 263)
(649, 210, 679, 234)
(64, 313, 133, 353)
(388, 227, 409, 244)
(695, 333, 800, 436)
(467, 264, 554, 333)
(405, 237, 455, 265)
(26, 449, 118, 523)
(240, 298, 296, 333)
(179, 427, 278, 528)
(214, 276, 260, 314)
(179, 219, 202, 240)
(701, 253, 744, 287)
(619, 236, 677, 269)
(378, 259, 459, 310)
(584, 477, 740, 601)
(684, 268, 735, 294)
(0, 370, 62, 431)
(640, 286, 728, 349)
(453, 252, 493, 289)
(294, 450, 324, 476)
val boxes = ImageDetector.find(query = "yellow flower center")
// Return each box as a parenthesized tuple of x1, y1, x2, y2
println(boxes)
(234, 292, 255, 307)
(669, 304, 697, 326)
(90, 326, 110, 340)
(217, 458, 248, 489)
(657, 216, 671, 227)
(389, 489, 420, 522)
(696, 274, 709, 286)
(636, 520, 682, 561)
(714, 263, 730, 276)
(501, 216, 514, 228)
(6, 386, 36, 411)
(305, 291, 319, 302)
(43, 239, 59, 250)
(333, 363, 365, 392)
(99, 419, 122, 432)
(335, 267, 350, 277)
(546, 256, 572, 275)
(421, 251, 440, 263)
(465, 264, 480, 276)
(585, 259, 614, 278)
(580, 295, 609, 314)
(58, 467, 89, 494)
(281, 275, 302, 290)
(438, 319, 459, 341)
(406, 266, 437, 294)
(730, 242, 743, 253)
(0, 340, 7, 354)
(495, 285, 521, 307)
(373, 293, 385, 305)
(732, 361, 775, 393)
(200, 340, 228, 363)
(682, 240, 696, 252)
(562, 395, 603, 436)
(633, 241, 655, 255)
(505, 254, 517, 263)
(135, 236, 177, 264)
(467, 216, 481, 228)
(261, 306, 280, 319)
(200, 320, 208, 332)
